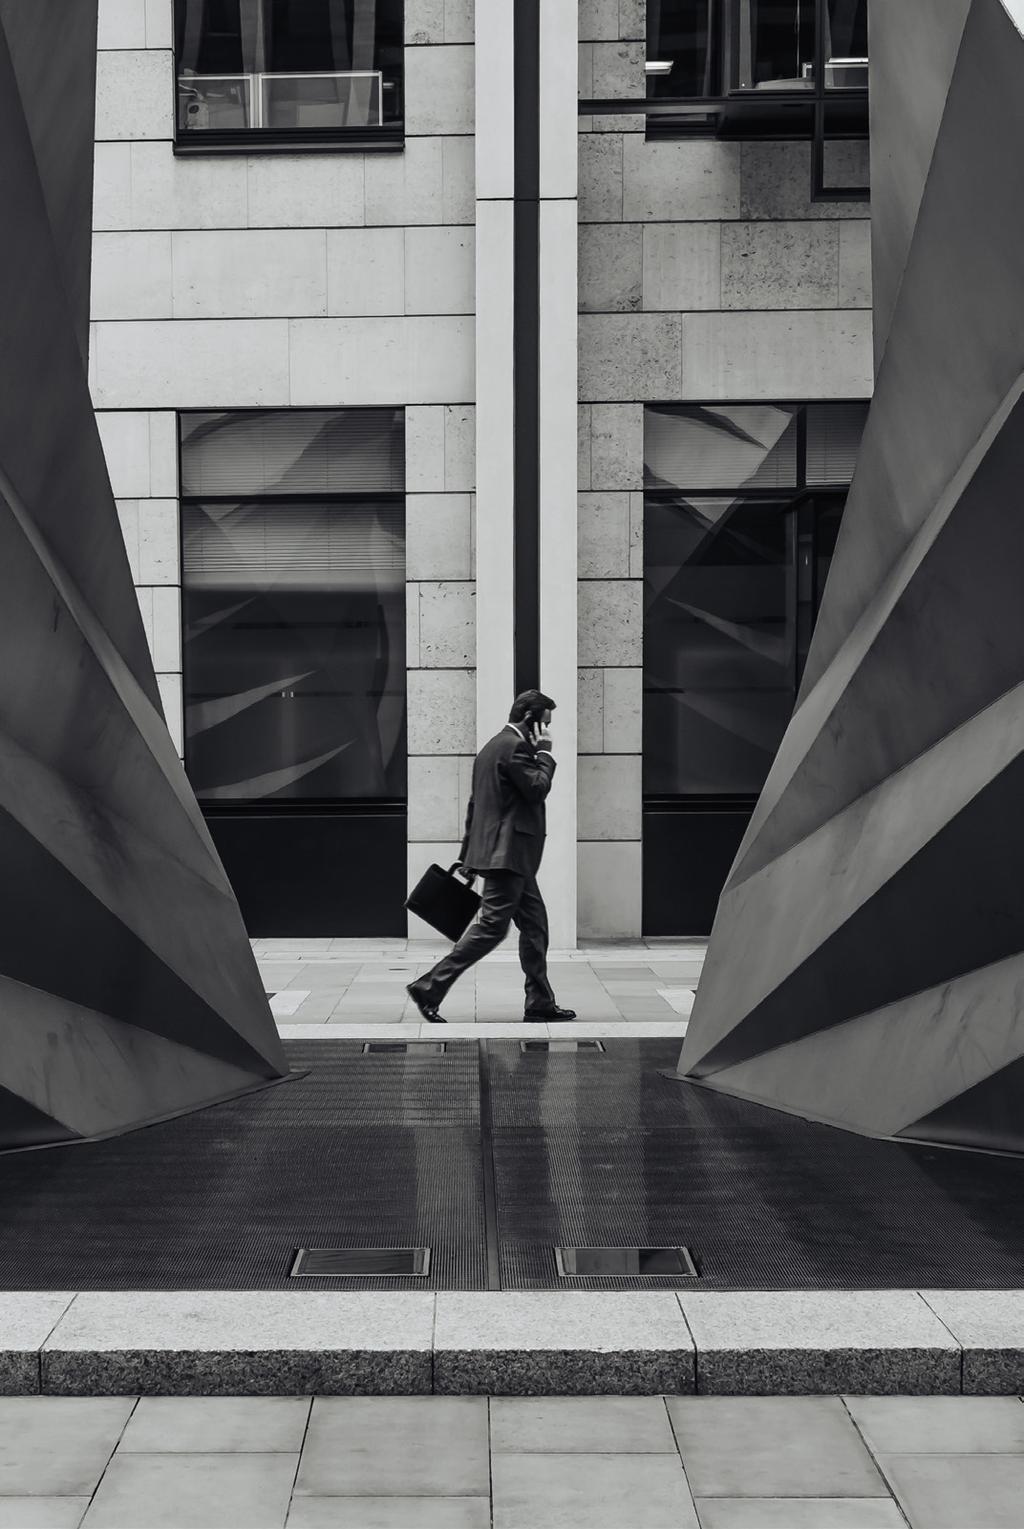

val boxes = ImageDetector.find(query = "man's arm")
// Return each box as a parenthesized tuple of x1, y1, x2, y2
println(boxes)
(503, 738, 556, 804)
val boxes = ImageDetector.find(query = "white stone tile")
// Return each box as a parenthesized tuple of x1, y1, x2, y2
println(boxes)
(247, 155, 365, 228)
(658, 987, 695, 1016)
(116, 499, 141, 580)
(579, 0, 619, 41)
(642, 223, 722, 312)
(602, 667, 643, 752)
(0, 1397, 134, 1497)
(579, 225, 642, 313)
(579, 133, 624, 222)
(97, 413, 151, 499)
(157, 672, 183, 753)
(578, 669, 604, 752)
(366, 139, 442, 226)
(578, 580, 642, 665)
(721, 222, 839, 310)
(0, 1293, 77, 1356)
(406, 408, 446, 491)
(326, 228, 404, 316)
(579, 492, 631, 577)
(93, 319, 290, 409)
(129, 141, 248, 230)
(839, 220, 873, 308)
(444, 0, 475, 43)
(173, 229, 327, 319)
(406, 0, 445, 43)
(844, 1396, 1024, 1456)
(578, 755, 641, 839)
(442, 135, 476, 223)
(142, 585, 182, 672)
(97, 0, 147, 48)
(144, 0, 174, 48)
(136, 499, 179, 584)
(120, 1396, 311, 1453)
(416, 582, 476, 666)
(623, 138, 742, 222)
(91, 232, 172, 320)
(407, 669, 475, 754)
(619, 0, 645, 39)
(405, 227, 475, 314)
(740, 141, 869, 220)
(288, 316, 474, 406)
(679, 311, 873, 399)
(435, 1292, 693, 1353)
(578, 405, 593, 490)
(591, 40, 645, 96)
(405, 46, 475, 135)
(148, 412, 178, 496)
(269, 990, 309, 1017)
(580, 313, 681, 400)
(92, 143, 133, 232)
(590, 403, 643, 490)
(0, 1500, 92, 1529)
(578, 841, 642, 938)
(444, 405, 475, 491)
(578, 42, 595, 98)
(406, 582, 421, 667)
(95, 49, 173, 141)
(407, 494, 473, 579)
(629, 489, 643, 576)
(407, 756, 470, 842)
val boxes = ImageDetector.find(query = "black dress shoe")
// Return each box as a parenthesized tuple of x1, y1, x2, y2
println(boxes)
(406, 983, 445, 1023)
(523, 1005, 577, 1021)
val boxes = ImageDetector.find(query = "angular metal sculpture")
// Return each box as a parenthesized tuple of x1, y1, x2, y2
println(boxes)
(677, 0, 1024, 1153)
(0, 0, 288, 1149)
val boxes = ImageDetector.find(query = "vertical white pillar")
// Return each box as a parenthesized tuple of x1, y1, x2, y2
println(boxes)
(474, 1, 516, 745)
(537, 0, 579, 950)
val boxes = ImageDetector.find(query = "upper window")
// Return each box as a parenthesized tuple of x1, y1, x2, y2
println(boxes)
(174, 0, 404, 149)
(646, 0, 868, 166)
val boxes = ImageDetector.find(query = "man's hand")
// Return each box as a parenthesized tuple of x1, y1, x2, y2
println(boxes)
(457, 863, 476, 883)
(530, 721, 553, 752)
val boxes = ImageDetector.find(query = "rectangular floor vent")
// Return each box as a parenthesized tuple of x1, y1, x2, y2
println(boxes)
(290, 1247, 431, 1278)
(554, 1246, 698, 1279)
(520, 1040, 606, 1054)
(361, 1041, 446, 1055)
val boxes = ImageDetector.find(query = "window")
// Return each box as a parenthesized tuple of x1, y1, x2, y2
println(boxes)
(180, 408, 406, 805)
(643, 401, 866, 798)
(174, 0, 404, 148)
(645, 0, 868, 170)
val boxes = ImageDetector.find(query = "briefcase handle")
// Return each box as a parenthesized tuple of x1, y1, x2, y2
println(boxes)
(449, 861, 477, 883)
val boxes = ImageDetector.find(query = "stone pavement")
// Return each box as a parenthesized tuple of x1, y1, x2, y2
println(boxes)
(7, 1392, 1024, 1527)
(254, 939, 705, 1035)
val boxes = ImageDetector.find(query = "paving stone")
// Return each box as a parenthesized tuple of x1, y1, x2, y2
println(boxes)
(0, 1501, 91, 1529)
(667, 1397, 888, 1498)
(490, 1396, 678, 1453)
(920, 1290, 1024, 1392)
(286, 1498, 490, 1527)
(434, 1293, 695, 1394)
(0, 1396, 134, 1496)
(877, 1453, 1024, 1529)
(80, 1451, 296, 1528)
(680, 1291, 961, 1394)
(294, 1397, 488, 1496)
(695, 1501, 906, 1528)
(844, 1395, 1024, 1454)
(119, 1396, 311, 1452)
(491, 1452, 698, 1528)
(0, 1293, 77, 1394)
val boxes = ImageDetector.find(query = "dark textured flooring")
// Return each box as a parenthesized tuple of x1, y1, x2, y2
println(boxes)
(1, 1039, 1024, 1289)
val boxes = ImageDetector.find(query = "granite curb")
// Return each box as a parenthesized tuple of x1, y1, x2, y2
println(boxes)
(0, 1290, 1021, 1396)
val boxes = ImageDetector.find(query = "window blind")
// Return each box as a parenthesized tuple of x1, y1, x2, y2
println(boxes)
(645, 405, 798, 491)
(806, 403, 869, 485)
(182, 501, 404, 588)
(180, 408, 405, 496)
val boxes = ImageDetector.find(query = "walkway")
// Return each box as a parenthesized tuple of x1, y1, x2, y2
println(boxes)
(8, 1391, 1024, 1527)
(254, 938, 705, 1035)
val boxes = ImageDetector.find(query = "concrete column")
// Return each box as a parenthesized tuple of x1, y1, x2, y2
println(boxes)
(537, 0, 578, 950)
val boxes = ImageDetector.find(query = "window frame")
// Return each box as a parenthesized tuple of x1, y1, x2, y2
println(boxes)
(171, 0, 405, 156)
(641, 398, 866, 813)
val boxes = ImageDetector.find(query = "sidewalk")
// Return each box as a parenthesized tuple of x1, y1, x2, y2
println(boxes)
(254, 939, 706, 1036)
(5, 1391, 1023, 1527)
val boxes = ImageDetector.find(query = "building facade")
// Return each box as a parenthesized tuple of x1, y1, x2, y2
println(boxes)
(91, 0, 872, 945)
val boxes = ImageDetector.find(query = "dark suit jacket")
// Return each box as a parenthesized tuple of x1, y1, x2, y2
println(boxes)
(458, 726, 556, 878)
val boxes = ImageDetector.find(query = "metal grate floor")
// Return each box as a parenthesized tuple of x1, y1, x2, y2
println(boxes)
(1, 1039, 1024, 1289)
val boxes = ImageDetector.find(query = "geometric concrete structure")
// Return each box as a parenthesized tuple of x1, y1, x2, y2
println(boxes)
(0, 0, 287, 1149)
(677, 0, 1024, 1154)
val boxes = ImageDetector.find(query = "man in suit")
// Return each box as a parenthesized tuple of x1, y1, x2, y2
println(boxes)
(407, 689, 576, 1024)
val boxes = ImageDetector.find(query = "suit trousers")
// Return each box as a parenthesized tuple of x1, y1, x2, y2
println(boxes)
(419, 871, 556, 1010)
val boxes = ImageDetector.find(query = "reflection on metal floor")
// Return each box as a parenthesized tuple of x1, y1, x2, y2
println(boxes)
(2, 1040, 1024, 1290)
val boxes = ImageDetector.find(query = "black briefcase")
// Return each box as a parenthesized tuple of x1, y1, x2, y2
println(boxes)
(405, 862, 481, 942)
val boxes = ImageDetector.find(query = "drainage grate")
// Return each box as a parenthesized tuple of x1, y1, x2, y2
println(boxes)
(554, 1245, 698, 1279)
(520, 1040, 606, 1054)
(290, 1247, 432, 1278)
(361, 1041, 447, 1055)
